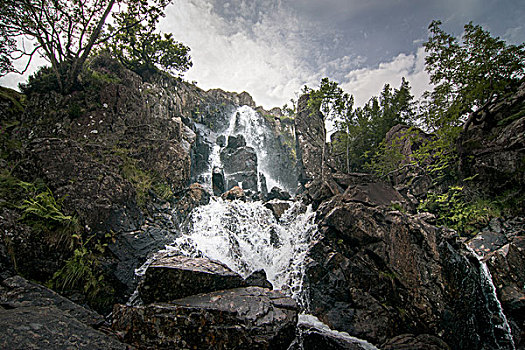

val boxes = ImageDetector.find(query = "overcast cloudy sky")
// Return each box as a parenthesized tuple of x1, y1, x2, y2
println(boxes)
(1, 0, 524, 108)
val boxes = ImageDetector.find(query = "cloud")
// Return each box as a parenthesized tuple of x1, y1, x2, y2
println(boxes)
(341, 47, 430, 107)
(160, 0, 322, 108)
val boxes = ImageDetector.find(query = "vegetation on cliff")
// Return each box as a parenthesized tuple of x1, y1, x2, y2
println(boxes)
(304, 21, 524, 235)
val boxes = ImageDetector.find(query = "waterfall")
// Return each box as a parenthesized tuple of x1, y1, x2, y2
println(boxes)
(469, 248, 516, 350)
(200, 105, 291, 194)
(136, 199, 318, 306)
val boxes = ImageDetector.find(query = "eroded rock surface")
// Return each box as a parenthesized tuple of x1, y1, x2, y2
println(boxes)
(139, 255, 272, 303)
(305, 193, 509, 349)
(0, 276, 127, 349)
(113, 287, 298, 349)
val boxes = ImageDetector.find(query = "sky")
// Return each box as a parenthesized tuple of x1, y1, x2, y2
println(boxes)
(1, 0, 524, 109)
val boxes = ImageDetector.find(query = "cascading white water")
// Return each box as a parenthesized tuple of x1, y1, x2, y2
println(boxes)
(201, 105, 289, 193)
(145, 199, 318, 305)
(469, 248, 516, 350)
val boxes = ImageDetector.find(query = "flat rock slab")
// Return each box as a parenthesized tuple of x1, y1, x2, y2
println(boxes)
(0, 306, 128, 349)
(0, 275, 103, 327)
(113, 287, 298, 349)
(139, 255, 246, 303)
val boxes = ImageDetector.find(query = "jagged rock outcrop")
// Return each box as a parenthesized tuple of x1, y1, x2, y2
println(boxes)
(295, 94, 326, 185)
(220, 135, 258, 192)
(459, 82, 525, 213)
(382, 124, 434, 202)
(290, 314, 380, 350)
(222, 185, 247, 201)
(264, 199, 291, 220)
(113, 287, 298, 349)
(304, 189, 514, 349)
(0, 276, 127, 349)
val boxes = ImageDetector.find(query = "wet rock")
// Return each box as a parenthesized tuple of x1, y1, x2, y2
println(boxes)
(264, 199, 291, 220)
(226, 134, 247, 149)
(291, 314, 380, 350)
(485, 236, 525, 347)
(467, 230, 509, 258)
(139, 255, 262, 303)
(220, 135, 258, 192)
(0, 276, 127, 349)
(305, 195, 506, 349)
(0, 306, 128, 350)
(0, 275, 103, 327)
(217, 134, 226, 147)
(113, 287, 298, 350)
(172, 182, 211, 221)
(245, 269, 273, 290)
(382, 334, 450, 350)
(212, 167, 226, 195)
(267, 187, 292, 201)
(221, 186, 246, 201)
(108, 227, 178, 297)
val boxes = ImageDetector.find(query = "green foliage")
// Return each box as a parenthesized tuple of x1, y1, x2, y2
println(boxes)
(418, 186, 501, 236)
(106, 2, 192, 78)
(50, 233, 114, 310)
(16, 181, 79, 248)
(2, 0, 173, 92)
(422, 20, 525, 131)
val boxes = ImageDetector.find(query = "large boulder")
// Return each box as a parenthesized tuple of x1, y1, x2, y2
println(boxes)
(290, 314, 380, 350)
(264, 199, 291, 220)
(113, 287, 298, 349)
(0, 276, 127, 349)
(139, 255, 271, 304)
(304, 194, 514, 349)
(220, 135, 258, 192)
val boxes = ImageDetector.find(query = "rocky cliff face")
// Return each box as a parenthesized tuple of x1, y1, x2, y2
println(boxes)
(0, 55, 295, 312)
(303, 184, 513, 348)
(459, 81, 525, 214)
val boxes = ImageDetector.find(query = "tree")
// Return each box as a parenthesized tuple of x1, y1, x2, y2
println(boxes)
(422, 20, 525, 131)
(307, 78, 351, 178)
(105, 1, 192, 77)
(0, 0, 172, 92)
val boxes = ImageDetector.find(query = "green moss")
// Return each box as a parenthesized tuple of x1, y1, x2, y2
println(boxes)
(89, 69, 122, 85)
(0, 87, 25, 115)
(496, 107, 525, 127)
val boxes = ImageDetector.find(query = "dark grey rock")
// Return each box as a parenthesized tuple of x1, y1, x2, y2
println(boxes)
(217, 134, 226, 147)
(245, 269, 273, 289)
(139, 255, 246, 304)
(382, 334, 450, 350)
(113, 287, 298, 350)
(213, 167, 226, 195)
(0, 275, 103, 327)
(267, 187, 292, 201)
(0, 275, 128, 349)
(0, 306, 128, 350)
(305, 195, 512, 349)
(264, 199, 291, 220)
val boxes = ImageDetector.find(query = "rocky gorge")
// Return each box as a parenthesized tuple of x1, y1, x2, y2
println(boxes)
(0, 56, 524, 349)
